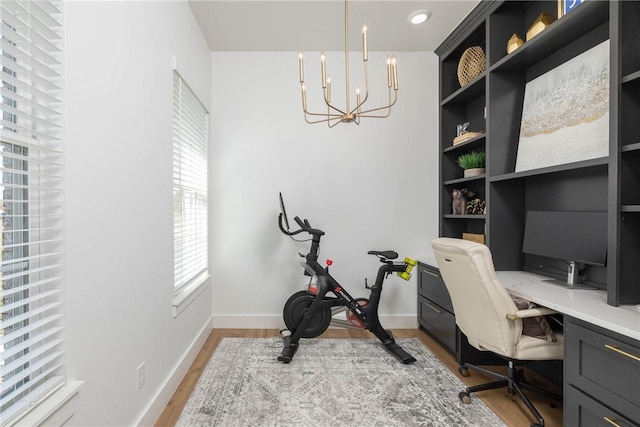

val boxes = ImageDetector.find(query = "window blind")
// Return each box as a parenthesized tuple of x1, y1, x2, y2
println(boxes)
(0, 1, 65, 424)
(172, 71, 208, 290)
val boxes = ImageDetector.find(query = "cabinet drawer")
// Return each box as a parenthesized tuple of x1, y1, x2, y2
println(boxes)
(565, 318, 640, 422)
(418, 295, 456, 354)
(418, 264, 453, 312)
(565, 385, 639, 427)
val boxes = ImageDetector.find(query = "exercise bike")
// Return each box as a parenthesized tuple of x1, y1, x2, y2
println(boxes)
(277, 193, 417, 364)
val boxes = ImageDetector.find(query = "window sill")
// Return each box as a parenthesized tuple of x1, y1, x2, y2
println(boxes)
(9, 380, 84, 427)
(173, 272, 211, 318)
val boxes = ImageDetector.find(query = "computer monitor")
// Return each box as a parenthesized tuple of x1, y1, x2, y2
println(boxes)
(522, 211, 607, 289)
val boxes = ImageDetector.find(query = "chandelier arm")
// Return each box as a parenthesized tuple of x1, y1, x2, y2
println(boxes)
(362, 58, 370, 104)
(356, 89, 397, 116)
(328, 118, 343, 128)
(304, 110, 344, 118)
(327, 103, 331, 127)
(349, 62, 370, 115)
(323, 96, 347, 115)
(303, 113, 343, 125)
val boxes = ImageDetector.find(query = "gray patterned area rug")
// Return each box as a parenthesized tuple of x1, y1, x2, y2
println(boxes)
(177, 337, 506, 427)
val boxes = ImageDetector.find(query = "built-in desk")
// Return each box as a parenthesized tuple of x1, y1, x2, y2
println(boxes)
(418, 260, 640, 427)
(496, 270, 640, 341)
(497, 271, 640, 426)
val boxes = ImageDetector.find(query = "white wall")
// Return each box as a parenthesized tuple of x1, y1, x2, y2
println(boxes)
(210, 51, 439, 328)
(65, 2, 211, 425)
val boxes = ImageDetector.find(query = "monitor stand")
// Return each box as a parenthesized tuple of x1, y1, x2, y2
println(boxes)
(543, 260, 597, 290)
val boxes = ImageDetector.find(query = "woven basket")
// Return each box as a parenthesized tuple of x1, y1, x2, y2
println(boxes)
(457, 46, 486, 87)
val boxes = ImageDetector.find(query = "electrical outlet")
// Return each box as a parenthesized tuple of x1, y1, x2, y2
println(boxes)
(137, 362, 146, 391)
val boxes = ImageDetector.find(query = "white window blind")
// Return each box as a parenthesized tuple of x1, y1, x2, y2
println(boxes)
(173, 71, 208, 290)
(0, 1, 65, 424)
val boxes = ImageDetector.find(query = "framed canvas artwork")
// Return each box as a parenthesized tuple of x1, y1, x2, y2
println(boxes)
(515, 40, 609, 173)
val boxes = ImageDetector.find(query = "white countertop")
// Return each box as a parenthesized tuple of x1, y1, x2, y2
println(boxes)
(496, 270, 640, 341)
(417, 258, 640, 341)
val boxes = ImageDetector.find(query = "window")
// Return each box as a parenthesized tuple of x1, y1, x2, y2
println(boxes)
(172, 71, 208, 292)
(1, 1, 65, 424)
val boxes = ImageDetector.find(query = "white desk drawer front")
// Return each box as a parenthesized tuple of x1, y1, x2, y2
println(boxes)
(565, 317, 640, 424)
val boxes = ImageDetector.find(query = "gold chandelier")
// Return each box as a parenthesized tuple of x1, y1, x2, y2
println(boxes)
(297, 0, 398, 127)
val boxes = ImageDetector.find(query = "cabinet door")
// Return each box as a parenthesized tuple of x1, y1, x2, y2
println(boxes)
(418, 295, 456, 355)
(565, 385, 639, 427)
(565, 318, 640, 422)
(417, 264, 454, 312)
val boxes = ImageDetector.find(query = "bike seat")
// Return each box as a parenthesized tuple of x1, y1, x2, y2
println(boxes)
(367, 250, 398, 260)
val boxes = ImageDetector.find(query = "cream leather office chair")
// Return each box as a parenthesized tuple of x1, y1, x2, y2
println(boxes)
(431, 238, 563, 427)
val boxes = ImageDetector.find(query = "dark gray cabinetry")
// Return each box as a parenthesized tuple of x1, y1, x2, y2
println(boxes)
(564, 317, 640, 426)
(435, 0, 640, 306)
(417, 263, 456, 354)
(417, 262, 500, 365)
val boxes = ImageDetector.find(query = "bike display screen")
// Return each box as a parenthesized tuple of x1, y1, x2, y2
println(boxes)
(279, 192, 290, 231)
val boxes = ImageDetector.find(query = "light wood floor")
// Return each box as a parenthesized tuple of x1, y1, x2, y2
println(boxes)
(155, 329, 563, 426)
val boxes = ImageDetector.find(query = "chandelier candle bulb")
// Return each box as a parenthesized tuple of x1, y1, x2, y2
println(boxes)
(327, 76, 332, 102)
(320, 53, 327, 88)
(387, 56, 392, 87)
(362, 25, 368, 61)
(298, 52, 304, 82)
(392, 56, 398, 90)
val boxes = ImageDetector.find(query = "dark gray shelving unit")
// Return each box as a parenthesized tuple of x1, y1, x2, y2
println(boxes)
(431, 4, 640, 424)
(435, 0, 640, 307)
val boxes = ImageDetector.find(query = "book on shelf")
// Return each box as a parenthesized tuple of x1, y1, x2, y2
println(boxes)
(453, 131, 484, 145)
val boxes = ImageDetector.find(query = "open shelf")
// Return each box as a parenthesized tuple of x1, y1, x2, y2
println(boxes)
(489, 1, 608, 72)
(622, 70, 640, 84)
(621, 205, 640, 213)
(441, 74, 486, 106)
(622, 142, 640, 153)
(444, 174, 486, 186)
(490, 157, 608, 183)
(443, 214, 486, 220)
(443, 134, 486, 153)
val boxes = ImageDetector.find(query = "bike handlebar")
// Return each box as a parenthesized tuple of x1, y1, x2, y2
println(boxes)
(278, 213, 325, 237)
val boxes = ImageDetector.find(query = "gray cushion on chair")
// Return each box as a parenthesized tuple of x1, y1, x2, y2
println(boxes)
(512, 297, 556, 342)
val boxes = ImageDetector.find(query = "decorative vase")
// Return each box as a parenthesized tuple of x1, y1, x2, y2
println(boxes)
(464, 168, 485, 178)
(457, 46, 486, 87)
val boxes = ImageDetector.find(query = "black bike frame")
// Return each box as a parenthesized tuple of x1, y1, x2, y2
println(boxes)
(278, 212, 415, 364)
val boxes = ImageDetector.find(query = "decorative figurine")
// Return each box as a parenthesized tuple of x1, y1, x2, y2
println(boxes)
(526, 13, 554, 41)
(507, 33, 524, 54)
(466, 198, 486, 215)
(452, 188, 476, 215)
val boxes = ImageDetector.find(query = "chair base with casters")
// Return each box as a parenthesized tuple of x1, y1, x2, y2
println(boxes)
(457, 358, 562, 427)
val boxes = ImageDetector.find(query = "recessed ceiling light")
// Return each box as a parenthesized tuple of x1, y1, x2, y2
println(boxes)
(408, 9, 431, 25)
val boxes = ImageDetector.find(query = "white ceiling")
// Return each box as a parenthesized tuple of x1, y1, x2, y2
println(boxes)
(188, 0, 480, 52)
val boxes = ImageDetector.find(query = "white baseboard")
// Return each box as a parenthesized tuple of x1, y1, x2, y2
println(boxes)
(213, 315, 418, 329)
(135, 314, 214, 427)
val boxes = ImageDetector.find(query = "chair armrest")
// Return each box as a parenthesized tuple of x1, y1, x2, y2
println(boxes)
(506, 307, 557, 320)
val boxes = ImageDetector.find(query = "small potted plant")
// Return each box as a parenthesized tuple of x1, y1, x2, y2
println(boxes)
(457, 151, 486, 178)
